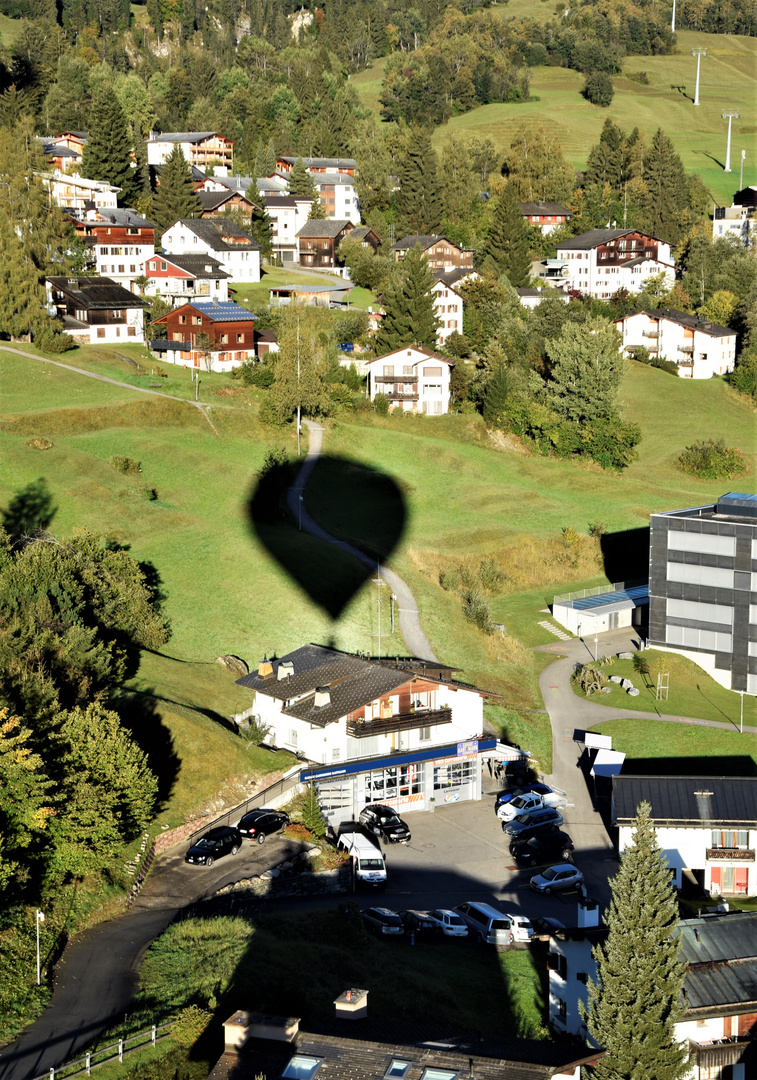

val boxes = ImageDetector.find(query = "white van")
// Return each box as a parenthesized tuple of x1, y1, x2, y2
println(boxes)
(337, 830, 387, 889)
(455, 901, 533, 945)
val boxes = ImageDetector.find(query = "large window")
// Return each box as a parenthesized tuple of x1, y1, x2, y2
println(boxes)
(666, 625, 732, 652)
(365, 764, 423, 802)
(667, 530, 735, 557)
(666, 563, 733, 589)
(666, 598, 733, 626)
(711, 830, 749, 848)
(433, 759, 475, 791)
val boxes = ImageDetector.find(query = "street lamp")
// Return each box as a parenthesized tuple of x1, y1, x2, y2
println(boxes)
(36, 909, 44, 985)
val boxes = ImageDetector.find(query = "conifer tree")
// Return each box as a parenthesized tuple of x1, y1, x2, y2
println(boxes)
(394, 128, 443, 238)
(81, 85, 139, 207)
(150, 145, 201, 232)
(643, 129, 687, 244)
(375, 244, 440, 353)
(249, 203, 274, 258)
(582, 801, 689, 1080)
(484, 184, 532, 287)
(482, 360, 511, 428)
(287, 157, 324, 218)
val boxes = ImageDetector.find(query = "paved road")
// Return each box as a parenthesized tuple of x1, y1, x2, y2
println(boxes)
(288, 420, 438, 662)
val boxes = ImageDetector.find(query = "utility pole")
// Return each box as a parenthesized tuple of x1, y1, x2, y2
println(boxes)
(692, 49, 706, 106)
(740, 149, 746, 189)
(671, 0, 676, 32)
(722, 111, 739, 172)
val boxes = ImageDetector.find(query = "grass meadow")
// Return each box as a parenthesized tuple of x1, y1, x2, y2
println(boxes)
(350, 30, 757, 204)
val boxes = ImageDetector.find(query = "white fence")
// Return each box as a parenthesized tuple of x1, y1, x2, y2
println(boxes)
(28, 1021, 175, 1080)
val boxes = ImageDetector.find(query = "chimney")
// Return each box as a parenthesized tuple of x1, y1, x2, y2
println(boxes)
(223, 1011, 299, 1049)
(314, 686, 331, 708)
(277, 661, 294, 681)
(334, 988, 368, 1020)
(576, 896, 600, 928)
(258, 656, 273, 679)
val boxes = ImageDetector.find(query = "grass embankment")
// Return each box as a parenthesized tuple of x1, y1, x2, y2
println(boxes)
(351, 31, 757, 204)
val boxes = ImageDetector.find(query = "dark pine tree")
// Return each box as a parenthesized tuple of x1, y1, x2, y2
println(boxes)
(583, 801, 689, 1080)
(643, 128, 688, 244)
(150, 145, 202, 233)
(288, 157, 324, 219)
(584, 117, 626, 190)
(375, 244, 440, 353)
(394, 128, 443, 238)
(81, 86, 139, 207)
(484, 184, 532, 287)
(482, 360, 510, 428)
(249, 203, 273, 258)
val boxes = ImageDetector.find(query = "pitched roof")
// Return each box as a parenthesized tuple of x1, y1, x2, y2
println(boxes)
(623, 308, 734, 338)
(197, 189, 257, 212)
(182, 300, 256, 322)
(147, 254, 229, 278)
(175, 218, 260, 251)
(613, 776, 757, 827)
(281, 156, 356, 169)
(147, 131, 232, 144)
(263, 196, 301, 207)
(310, 171, 355, 187)
(297, 218, 353, 238)
(679, 912, 757, 1011)
(349, 226, 379, 243)
(46, 276, 148, 309)
(555, 228, 667, 251)
(92, 208, 155, 229)
(371, 345, 454, 366)
(521, 201, 571, 216)
(433, 268, 477, 287)
(393, 234, 443, 252)
(151, 162, 208, 182)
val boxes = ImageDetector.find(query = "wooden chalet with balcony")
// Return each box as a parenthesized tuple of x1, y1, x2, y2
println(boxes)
(149, 298, 255, 372)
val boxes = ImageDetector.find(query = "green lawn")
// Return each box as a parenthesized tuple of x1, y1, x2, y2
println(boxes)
(587, 716, 757, 775)
(0, 11, 23, 44)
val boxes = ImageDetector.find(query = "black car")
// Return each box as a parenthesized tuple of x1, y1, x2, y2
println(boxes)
(510, 831, 574, 868)
(361, 907, 404, 936)
(185, 825, 242, 866)
(502, 809, 564, 839)
(237, 808, 290, 844)
(358, 804, 412, 844)
(398, 909, 440, 937)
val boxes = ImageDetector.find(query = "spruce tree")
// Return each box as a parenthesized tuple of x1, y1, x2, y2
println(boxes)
(643, 129, 687, 244)
(81, 85, 139, 207)
(394, 128, 443, 238)
(151, 145, 202, 233)
(482, 360, 511, 428)
(582, 801, 689, 1080)
(484, 184, 532, 287)
(287, 157, 324, 219)
(375, 245, 440, 353)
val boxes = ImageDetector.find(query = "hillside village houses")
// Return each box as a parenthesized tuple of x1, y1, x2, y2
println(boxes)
(89, 209, 156, 289)
(521, 200, 572, 233)
(46, 276, 147, 344)
(146, 131, 235, 173)
(367, 345, 454, 415)
(615, 309, 737, 378)
(545, 228, 676, 298)
(263, 195, 313, 262)
(41, 169, 120, 210)
(141, 254, 230, 305)
(713, 186, 756, 245)
(150, 298, 256, 371)
(161, 218, 261, 282)
(392, 234, 475, 271)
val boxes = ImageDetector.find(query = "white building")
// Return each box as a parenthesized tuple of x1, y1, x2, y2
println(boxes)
(367, 346, 454, 415)
(516, 287, 570, 310)
(310, 171, 361, 223)
(713, 187, 755, 246)
(146, 131, 234, 173)
(236, 645, 504, 822)
(615, 308, 737, 379)
(264, 195, 313, 263)
(431, 278, 464, 346)
(41, 169, 119, 210)
(141, 253, 229, 304)
(614, 775, 757, 896)
(551, 228, 675, 299)
(162, 218, 261, 283)
(547, 907, 757, 1079)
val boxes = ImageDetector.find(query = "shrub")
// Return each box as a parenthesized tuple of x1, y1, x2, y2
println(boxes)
(650, 356, 679, 376)
(583, 71, 614, 106)
(110, 455, 141, 474)
(140, 486, 158, 501)
(258, 395, 285, 426)
(678, 438, 746, 480)
(439, 567, 460, 592)
(626, 71, 649, 84)
(171, 1005, 211, 1048)
(729, 352, 757, 399)
(588, 521, 606, 539)
(561, 526, 581, 548)
(373, 393, 390, 415)
(478, 556, 506, 592)
(35, 330, 76, 353)
(573, 663, 606, 695)
(298, 783, 327, 838)
(461, 588, 494, 634)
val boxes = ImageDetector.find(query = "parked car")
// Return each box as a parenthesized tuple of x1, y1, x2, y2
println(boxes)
(530, 865, 585, 894)
(361, 907, 404, 936)
(426, 908, 469, 938)
(184, 825, 242, 866)
(494, 783, 555, 810)
(237, 809, 290, 844)
(455, 902, 533, 945)
(502, 808, 564, 838)
(359, 804, 412, 844)
(399, 910, 440, 937)
(531, 916, 566, 938)
(510, 831, 574, 868)
(497, 792, 545, 822)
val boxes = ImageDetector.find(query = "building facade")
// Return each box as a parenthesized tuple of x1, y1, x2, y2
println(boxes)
(162, 218, 261, 282)
(90, 209, 156, 288)
(264, 195, 313, 262)
(552, 229, 675, 299)
(648, 492, 757, 693)
(46, 276, 147, 344)
(393, 235, 475, 271)
(146, 132, 234, 172)
(521, 201, 572, 234)
(42, 170, 119, 209)
(296, 219, 354, 267)
(615, 309, 737, 379)
(431, 278, 464, 346)
(142, 254, 229, 304)
(150, 299, 255, 371)
(367, 346, 453, 415)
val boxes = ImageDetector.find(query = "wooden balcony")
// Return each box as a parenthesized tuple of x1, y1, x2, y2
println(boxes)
(346, 707, 452, 738)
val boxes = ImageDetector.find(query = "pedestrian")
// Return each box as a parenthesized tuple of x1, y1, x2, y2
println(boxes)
(487, 758, 493, 777)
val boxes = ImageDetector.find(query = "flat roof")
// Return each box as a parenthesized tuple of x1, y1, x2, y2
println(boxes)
(555, 584, 648, 613)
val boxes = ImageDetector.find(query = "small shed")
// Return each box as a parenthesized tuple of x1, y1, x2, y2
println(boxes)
(552, 582, 648, 636)
(269, 284, 354, 308)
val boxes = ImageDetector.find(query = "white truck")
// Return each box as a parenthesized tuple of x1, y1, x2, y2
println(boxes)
(337, 829, 388, 890)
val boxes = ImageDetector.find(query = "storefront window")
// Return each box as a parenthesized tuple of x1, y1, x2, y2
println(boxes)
(433, 759, 475, 791)
(365, 764, 423, 803)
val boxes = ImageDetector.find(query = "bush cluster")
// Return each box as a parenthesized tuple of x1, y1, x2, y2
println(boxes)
(110, 455, 142, 475)
(678, 438, 746, 480)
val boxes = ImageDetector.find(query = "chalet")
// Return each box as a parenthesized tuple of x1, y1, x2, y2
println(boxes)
(547, 907, 757, 1079)
(393, 235, 474, 271)
(347, 225, 381, 252)
(142, 254, 229, 305)
(521, 201, 571, 233)
(46, 276, 147, 345)
(277, 156, 357, 177)
(151, 162, 209, 191)
(38, 137, 83, 173)
(613, 776, 757, 896)
(146, 131, 234, 173)
(367, 345, 454, 415)
(41, 170, 119, 210)
(614, 309, 737, 378)
(162, 218, 261, 283)
(86, 209, 155, 288)
(551, 229, 675, 299)
(150, 299, 255, 371)
(236, 645, 503, 822)
(196, 189, 259, 218)
(296, 219, 353, 268)
(263, 195, 313, 262)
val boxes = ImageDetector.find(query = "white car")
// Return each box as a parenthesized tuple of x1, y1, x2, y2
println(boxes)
(505, 913, 534, 942)
(426, 908, 469, 938)
(497, 792, 545, 821)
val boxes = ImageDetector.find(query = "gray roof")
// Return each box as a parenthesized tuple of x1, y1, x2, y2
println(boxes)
(149, 254, 229, 278)
(236, 645, 464, 727)
(151, 162, 207, 182)
(679, 912, 757, 1011)
(311, 171, 355, 187)
(613, 776, 757, 827)
(147, 131, 228, 144)
(281, 156, 356, 170)
(521, 201, 571, 216)
(263, 196, 300, 207)
(47, 276, 148, 309)
(197, 189, 256, 212)
(39, 140, 80, 159)
(349, 226, 379, 243)
(556, 228, 665, 251)
(177, 218, 260, 251)
(394, 234, 443, 251)
(186, 300, 255, 322)
(631, 308, 734, 338)
(297, 219, 353, 239)
(93, 208, 155, 229)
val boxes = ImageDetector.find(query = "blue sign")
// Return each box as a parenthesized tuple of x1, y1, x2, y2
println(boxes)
(300, 737, 496, 783)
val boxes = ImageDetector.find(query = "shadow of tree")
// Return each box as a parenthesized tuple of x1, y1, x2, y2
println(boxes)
(1, 477, 57, 545)
(110, 689, 181, 810)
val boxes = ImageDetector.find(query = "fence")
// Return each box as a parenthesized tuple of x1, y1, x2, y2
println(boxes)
(28, 1021, 175, 1080)
(183, 766, 304, 844)
(553, 579, 646, 605)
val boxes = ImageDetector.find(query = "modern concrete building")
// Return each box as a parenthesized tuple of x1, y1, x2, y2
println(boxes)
(648, 492, 757, 693)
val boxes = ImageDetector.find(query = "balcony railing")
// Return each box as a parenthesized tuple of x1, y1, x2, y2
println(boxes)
(346, 707, 452, 738)
(387, 392, 418, 401)
(642, 329, 659, 338)
(706, 848, 755, 862)
(373, 375, 417, 384)
(677, 343, 694, 353)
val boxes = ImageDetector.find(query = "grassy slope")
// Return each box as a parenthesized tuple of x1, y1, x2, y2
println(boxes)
(350, 31, 757, 204)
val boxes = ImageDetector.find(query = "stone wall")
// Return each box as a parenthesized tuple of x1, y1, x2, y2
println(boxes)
(216, 862, 351, 899)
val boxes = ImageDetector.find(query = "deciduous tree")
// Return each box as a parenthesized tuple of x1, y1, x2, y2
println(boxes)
(505, 124, 575, 204)
(545, 319, 624, 424)
(271, 304, 330, 435)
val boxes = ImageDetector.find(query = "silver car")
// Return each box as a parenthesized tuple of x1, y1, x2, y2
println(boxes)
(426, 908, 469, 937)
(530, 864, 584, 894)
